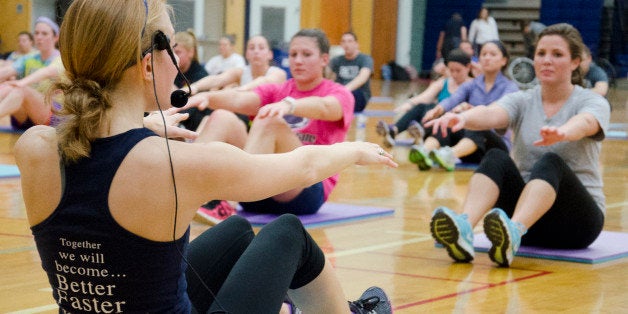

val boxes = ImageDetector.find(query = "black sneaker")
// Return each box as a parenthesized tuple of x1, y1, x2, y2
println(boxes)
(348, 286, 392, 314)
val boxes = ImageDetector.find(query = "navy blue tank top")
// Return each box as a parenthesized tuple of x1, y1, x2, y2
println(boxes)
(31, 128, 191, 313)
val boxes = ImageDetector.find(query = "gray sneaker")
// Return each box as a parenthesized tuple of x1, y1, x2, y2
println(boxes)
(376, 120, 397, 148)
(430, 146, 456, 171)
(348, 286, 392, 314)
(409, 144, 433, 171)
(407, 120, 425, 145)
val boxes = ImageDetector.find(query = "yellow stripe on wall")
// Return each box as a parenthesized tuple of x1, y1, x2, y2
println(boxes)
(351, 0, 373, 56)
(225, 0, 246, 55)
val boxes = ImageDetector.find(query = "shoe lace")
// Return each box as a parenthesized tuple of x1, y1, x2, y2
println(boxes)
(349, 296, 380, 313)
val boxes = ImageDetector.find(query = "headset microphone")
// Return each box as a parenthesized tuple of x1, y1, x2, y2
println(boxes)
(151, 30, 191, 108)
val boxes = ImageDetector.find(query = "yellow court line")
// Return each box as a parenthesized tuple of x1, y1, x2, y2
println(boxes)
(326, 235, 433, 258)
(6, 304, 58, 314)
(606, 201, 628, 209)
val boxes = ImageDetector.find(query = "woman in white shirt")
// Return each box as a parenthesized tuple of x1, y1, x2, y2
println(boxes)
(468, 7, 499, 54)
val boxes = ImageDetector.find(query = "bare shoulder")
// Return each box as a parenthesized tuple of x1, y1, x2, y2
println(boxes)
(15, 126, 58, 164)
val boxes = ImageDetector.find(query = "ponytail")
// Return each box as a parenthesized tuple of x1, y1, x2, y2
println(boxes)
(53, 78, 112, 163)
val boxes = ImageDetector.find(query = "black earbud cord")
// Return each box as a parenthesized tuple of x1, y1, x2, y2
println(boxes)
(148, 34, 228, 314)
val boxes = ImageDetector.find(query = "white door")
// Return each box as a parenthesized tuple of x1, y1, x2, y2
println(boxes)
(249, 0, 301, 49)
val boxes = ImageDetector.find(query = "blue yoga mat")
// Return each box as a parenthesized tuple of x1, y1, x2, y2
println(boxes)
(0, 125, 24, 134)
(607, 130, 627, 140)
(237, 202, 394, 228)
(360, 110, 396, 117)
(0, 164, 20, 178)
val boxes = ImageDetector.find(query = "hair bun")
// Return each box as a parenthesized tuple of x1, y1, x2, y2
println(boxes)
(71, 78, 105, 99)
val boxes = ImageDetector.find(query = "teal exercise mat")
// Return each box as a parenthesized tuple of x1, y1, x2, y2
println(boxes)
(0, 164, 20, 178)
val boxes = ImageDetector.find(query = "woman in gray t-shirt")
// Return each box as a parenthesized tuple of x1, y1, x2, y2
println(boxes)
(425, 23, 610, 267)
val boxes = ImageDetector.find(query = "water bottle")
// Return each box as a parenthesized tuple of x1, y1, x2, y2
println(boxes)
(381, 65, 392, 81)
(355, 113, 367, 141)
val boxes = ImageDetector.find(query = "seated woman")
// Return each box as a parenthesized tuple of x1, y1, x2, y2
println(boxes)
(185, 28, 355, 223)
(425, 23, 609, 267)
(376, 48, 472, 148)
(172, 30, 209, 131)
(190, 35, 287, 94)
(17, 1, 396, 313)
(0, 17, 61, 130)
(0, 31, 37, 67)
(412, 40, 519, 171)
(580, 45, 609, 98)
(186, 35, 287, 134)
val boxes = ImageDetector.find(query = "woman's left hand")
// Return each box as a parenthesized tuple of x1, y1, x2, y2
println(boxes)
(424, 112, 466, 137)
(144, 108, 198, 141)
(452, 102, 472, 113)
(534, 126, 566, 146)
(257, 101, 291, 119)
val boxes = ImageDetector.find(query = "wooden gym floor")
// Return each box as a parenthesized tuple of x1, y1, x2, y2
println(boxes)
(1, 78, 627, 313)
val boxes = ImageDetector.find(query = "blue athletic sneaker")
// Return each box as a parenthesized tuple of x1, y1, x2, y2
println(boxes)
(409, 144, 433, 171)
(483, 208, 527, 267)
(430, 206, 475, 262)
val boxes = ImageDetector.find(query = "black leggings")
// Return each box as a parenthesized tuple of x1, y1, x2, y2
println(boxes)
(476, 149, 604, 249)
(186, 214, 326, 313)
(460, 130, 509, 164)
(394, 103, 435, 134)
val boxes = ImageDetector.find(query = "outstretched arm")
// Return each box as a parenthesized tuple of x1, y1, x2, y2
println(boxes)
(396, 78, 445, 113)
(237, 68, 287, 91)
(534, 112, 601, 146)
(173, 140, 397, 208)
(189, 67, 243, 95)
(424, 102, 509, 137)
(8, 63, 60, 88)
(257, 95, 344, 122)
(185, 89, 262, 116)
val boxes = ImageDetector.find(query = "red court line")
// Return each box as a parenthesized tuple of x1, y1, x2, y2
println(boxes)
(336, 265, 490, 284)
(393, 270, 552, 311)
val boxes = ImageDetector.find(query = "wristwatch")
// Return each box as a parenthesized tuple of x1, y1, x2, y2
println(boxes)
(283, 96, 296, 114)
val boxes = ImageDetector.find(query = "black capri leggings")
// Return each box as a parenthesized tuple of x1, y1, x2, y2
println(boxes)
(394, 103, 436, 134)
(475, 149, 604, 249)
(460, 130, 509, 164)
(186, 214, 326, 313)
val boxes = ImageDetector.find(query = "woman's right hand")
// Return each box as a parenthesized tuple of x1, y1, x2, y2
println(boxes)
(184, 92, 210, 110)
(423, 112, 466, 137)
(421, 105, 444, 123)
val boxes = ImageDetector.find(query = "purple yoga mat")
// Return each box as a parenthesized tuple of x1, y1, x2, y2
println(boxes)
(237, 202, 394, 228)
(472, 231, 628, 264)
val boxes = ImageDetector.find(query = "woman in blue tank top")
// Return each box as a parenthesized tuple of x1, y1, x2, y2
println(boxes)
(15, 1, 397, 313)
(376, 48, 473, 148)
